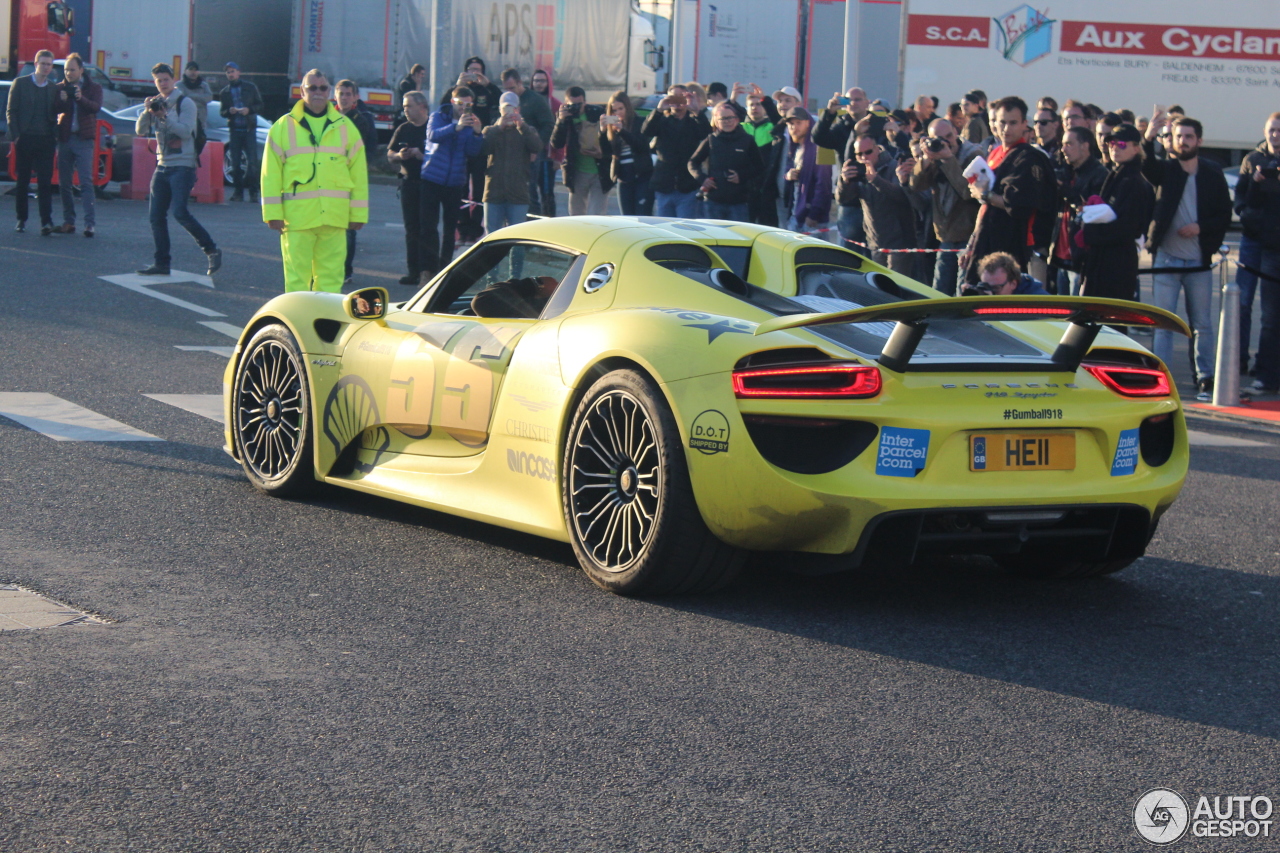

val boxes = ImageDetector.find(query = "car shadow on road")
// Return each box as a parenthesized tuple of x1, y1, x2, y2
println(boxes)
(665, 554, 1280, 740)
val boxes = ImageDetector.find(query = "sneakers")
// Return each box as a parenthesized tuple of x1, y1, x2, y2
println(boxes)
(137, 264, 171, 275)
(84, 227, 94, 238)
(1243, 380, 1279, 396)
(53, 223, 76, 234)
(14, 221, 24, 233)
(39, 224, 53, 236)
(205, 248, 222, 276)
(229, 191, 244, 202)
(1195, 377, 1213, 402)
(398, 274, 419, 286)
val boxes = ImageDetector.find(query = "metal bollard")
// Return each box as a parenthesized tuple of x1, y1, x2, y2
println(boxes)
(1212, 245, 1240, 406)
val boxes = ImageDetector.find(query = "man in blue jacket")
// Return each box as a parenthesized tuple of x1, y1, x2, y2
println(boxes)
(421, 86, 484, 276)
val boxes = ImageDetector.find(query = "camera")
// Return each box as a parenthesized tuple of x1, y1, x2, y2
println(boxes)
(925, 136, 947, 154)
(601, 113, 621, 127)
(837, 96, 850, 106)
(960, 281, 997, 297)
(148, 98, 166, 113)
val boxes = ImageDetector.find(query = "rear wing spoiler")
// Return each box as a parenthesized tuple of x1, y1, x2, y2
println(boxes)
(753, 296, 1191, 373)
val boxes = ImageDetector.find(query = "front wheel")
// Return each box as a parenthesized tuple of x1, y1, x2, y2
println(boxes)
(563, 369, 742, 595)
(232, 324, 317, 496)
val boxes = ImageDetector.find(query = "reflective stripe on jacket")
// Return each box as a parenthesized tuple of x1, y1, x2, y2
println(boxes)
(262, 101, 369, 229)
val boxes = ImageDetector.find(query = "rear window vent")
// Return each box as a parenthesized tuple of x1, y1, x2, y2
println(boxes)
(734, 349, 832, 371)
(645, 243, 713, 266)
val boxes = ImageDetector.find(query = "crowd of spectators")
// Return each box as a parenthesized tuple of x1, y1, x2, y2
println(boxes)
(7, 50, 1279, 397)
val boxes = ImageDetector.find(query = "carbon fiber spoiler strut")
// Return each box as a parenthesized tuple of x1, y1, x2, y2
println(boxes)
(753, 296, 1191, 373)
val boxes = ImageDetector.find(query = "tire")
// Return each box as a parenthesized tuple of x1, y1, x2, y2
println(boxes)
(232, 325, 318, 496)
(997, 555, 1134, 579)
(562, 369, 743, 595)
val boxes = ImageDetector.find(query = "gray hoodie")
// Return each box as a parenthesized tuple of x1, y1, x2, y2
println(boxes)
(135, 90, 198, 168)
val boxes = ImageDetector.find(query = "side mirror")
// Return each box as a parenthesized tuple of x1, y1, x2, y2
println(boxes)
(344, 287, 388, 320)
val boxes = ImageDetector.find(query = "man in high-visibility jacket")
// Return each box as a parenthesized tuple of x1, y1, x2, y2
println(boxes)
(262, 68, 369, 292)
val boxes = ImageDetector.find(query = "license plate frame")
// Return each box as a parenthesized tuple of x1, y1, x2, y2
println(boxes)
(970, 431, 1076, 472)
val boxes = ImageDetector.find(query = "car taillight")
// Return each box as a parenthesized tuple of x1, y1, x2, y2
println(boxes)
(732, 363, 881, 399)
(972, 306, 1073, 317)
(1083, 363, 1171, 397)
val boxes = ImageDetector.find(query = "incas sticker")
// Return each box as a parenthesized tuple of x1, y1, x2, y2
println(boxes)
(1111, 428, 1140, 476)
(876, 427, 930, 477)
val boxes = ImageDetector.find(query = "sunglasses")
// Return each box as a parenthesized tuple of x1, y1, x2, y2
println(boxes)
(855, 149, 876, 159)
(305, 85, 330, 92)
(1106, 140, 1131, 150)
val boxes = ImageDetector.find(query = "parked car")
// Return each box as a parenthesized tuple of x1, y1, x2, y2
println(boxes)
(17, 60, 132, 113)
(102, 101, 270, 185)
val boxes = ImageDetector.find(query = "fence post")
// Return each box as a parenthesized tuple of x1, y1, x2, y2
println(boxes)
(1212, 244, 1240, 407)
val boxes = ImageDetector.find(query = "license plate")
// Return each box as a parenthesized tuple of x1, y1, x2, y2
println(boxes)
(970, 432, 1076, 472)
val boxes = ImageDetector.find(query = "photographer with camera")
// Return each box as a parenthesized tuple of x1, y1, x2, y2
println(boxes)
(1049, 126, 1107, 295)
(480, 92, 543, 233)
(1236, 112, 1280, 395)
(962, 252, 1048, 296)
(642, 85, 710, 218)
(604, 92, 653, 215)
(687, 103, 764, 222)
(417, 86, 483, 277)
(53, 53, 102, 237)
(500, 68, 555, 217)
(908, 118, 981, 294)
(135, 63, 220, 276)
(836, 134, 916, 271)
(550, 87, 613, 215)
(815, 87, 871, 247)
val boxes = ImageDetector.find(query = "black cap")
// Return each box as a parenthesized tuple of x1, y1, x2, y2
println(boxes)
(963, 89, 986, 104)
(783, 106, 814, 123)
(1104, 123, 1143, 144)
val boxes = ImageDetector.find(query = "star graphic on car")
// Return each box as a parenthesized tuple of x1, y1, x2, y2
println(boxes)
(684, 319, 753, 343)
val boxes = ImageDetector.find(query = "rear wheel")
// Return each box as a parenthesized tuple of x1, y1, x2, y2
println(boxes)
(233, 325, 317, 496)
(563, 369, 742, 595)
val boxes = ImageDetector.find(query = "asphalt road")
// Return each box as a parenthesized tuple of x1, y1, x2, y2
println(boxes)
(1, 185, 1278, 852)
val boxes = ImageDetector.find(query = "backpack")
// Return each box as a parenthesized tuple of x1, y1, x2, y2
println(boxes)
(173, 95, 206, 163)
(577, 117, 602, 159)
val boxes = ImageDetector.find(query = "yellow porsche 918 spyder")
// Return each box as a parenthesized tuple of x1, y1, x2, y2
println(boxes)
(223, 217, 1191, 595)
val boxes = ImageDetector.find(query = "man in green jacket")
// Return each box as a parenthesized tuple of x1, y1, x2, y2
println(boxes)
(481, 92, 543, 233)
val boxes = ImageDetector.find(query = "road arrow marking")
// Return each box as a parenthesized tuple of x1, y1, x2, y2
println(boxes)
(198, 321, 243, 339)
(99, 271, 223, 317)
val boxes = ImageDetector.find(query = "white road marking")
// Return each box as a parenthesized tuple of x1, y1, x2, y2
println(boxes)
(0, 393, 161, 442)
(99, 272, 224, 317)
(198, 321, 243, 339)
(145, 394, 224, 424)
(384, 221, 404, 227)
(175, 345, 235, 357)
(1186, 429, 1271, 448)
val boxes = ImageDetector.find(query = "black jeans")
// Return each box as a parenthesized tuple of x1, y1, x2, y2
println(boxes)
(419, 180, 464, 276)
(226, 128, 259, 193)
(14, 135, 55, 226)
(345, 228, 357, 279)
(149, 166, 215, 266)
(400, 178, 424, 278)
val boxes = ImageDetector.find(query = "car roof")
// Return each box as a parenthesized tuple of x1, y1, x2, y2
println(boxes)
(489, 215, 774, 251)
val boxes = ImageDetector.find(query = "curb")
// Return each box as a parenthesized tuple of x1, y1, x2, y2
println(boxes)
(1184, 407, 1280, 436)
